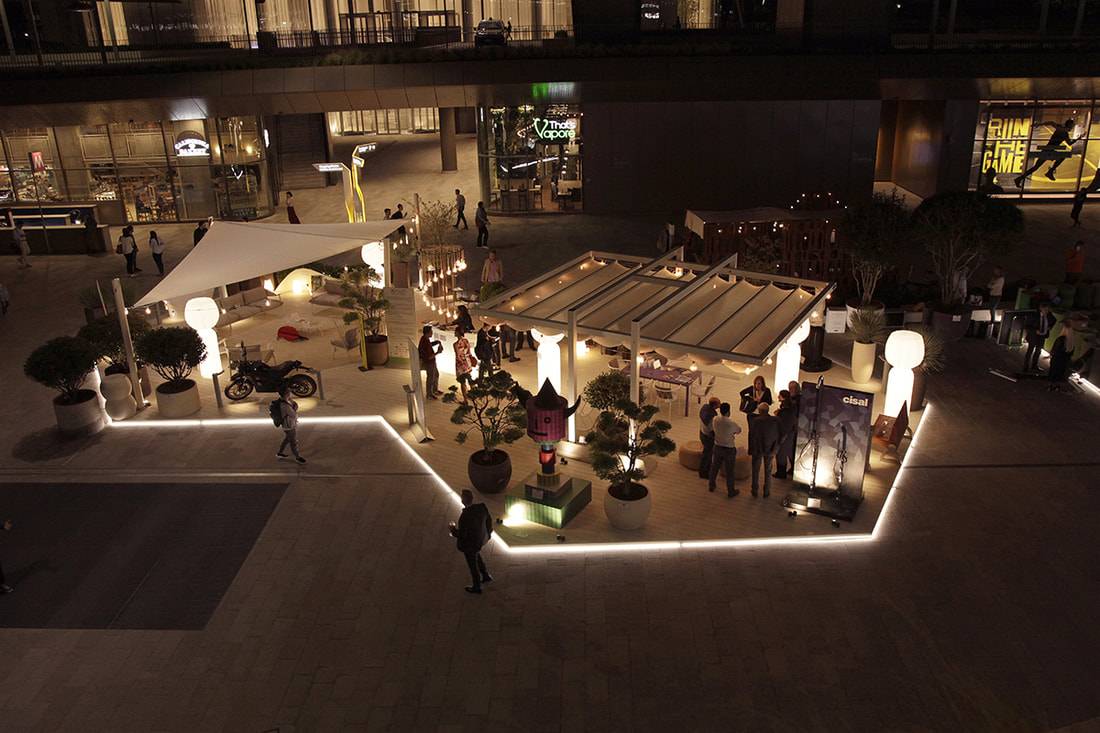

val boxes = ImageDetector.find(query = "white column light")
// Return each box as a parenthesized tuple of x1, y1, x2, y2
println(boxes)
(773, 319, 811, 394)
(884, 330, 924, 417)
(530, 328, 564, 394)
(184, 297, 223, 378)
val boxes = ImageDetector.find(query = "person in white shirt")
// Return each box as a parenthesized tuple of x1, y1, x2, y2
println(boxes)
(149, 230, 167, 276)
(986, 266, 1005, 312)
(13, 222, 30, 268)
(707, 402, 742, 497)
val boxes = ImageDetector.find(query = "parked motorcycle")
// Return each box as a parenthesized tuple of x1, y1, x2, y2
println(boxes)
(224, 356, 317, 401)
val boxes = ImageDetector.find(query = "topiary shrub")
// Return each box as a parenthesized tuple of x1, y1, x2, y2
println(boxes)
(77, 314, 150, 369)
(135, 326, 206, 393)
(24, 336, 101, 404)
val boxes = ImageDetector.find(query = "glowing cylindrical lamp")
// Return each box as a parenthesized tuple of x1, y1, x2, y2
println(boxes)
(773, 319, 811, 393)
(530, 328, 565, 394)
(184, 297, 222, 378)
(884, 330, 924, 417)
(361, 241, 385, 287)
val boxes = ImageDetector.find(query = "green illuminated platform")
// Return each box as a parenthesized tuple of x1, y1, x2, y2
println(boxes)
(505, 473, 592, 529)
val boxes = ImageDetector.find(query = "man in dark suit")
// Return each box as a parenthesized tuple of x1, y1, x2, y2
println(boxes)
(450, 490, 494, 594)
(773, 390, 798, 480)
(748, 403, 780, 498)
(1024, 302, 1056, 372)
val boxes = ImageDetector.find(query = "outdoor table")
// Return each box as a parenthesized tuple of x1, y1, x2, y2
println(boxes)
(619, 364, 700, 417)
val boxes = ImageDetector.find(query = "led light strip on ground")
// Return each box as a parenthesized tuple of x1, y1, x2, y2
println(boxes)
(107, 406, 934, 555)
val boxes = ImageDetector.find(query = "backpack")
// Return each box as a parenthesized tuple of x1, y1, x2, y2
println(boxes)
(269, 399, 284, 427)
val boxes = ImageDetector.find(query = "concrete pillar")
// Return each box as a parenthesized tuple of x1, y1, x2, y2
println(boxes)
(476, 106, 491, 207)
(439, 107, 458, 172)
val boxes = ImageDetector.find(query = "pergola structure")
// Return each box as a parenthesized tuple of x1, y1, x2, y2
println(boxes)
(476, 248, 835, 439)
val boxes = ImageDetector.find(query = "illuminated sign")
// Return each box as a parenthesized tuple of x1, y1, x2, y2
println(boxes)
(981, 114, 1030, 175)
(29, 151, 46, 173)
(533, 117, 576, 142)
(313, 162, 345, 172)
(174, 131, 210, 158)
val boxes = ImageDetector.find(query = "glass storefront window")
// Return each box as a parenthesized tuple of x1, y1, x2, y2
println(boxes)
(327, 108, 440, 136)
(971, 101, 1097, 198)
(481, 104, 583, 213)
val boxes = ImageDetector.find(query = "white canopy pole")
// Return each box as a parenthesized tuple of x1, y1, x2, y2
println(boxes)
(112, 277, 145, 411)
(567, 310, 578, 441)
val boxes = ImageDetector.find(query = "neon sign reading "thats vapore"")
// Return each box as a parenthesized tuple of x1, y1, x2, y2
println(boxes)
(532, 117, 576, 141)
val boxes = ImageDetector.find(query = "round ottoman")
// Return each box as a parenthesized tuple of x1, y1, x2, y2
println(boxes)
(679, 441, 704, 471)
(717, 452, 754, 480)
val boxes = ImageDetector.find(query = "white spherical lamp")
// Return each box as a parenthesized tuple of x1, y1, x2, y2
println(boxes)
(184, 296, 223, 378)
(883, 330, 924, 417)
(360, 241, 385, 287)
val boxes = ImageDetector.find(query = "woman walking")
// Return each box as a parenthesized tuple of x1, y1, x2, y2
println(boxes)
(453, 327, 477, 403)
(286, 191, 301, 224)
(149, 230, 166, 276)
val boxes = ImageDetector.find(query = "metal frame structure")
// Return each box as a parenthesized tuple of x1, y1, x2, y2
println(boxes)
(477, 249, 835, 439)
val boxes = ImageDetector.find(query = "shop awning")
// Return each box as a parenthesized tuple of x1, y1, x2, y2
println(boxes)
(134, 220, 403, 307)
(476, 249, 833, 367)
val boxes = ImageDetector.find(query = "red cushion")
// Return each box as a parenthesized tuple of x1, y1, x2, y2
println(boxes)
(277, 325, 302, 341)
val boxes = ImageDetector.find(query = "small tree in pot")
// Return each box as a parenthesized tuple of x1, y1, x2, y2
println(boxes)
(849, 307, 886, 384)
(913, 192, 1023, 336)
(135, 326, 206, 417)
(339, 266, 390, 370)
(841, 188, 910, 314)
(78, 313, 150, 373)
(443, 370, 527, 493)
(586, 400, 675, 530)
(24, 336, 106, 435)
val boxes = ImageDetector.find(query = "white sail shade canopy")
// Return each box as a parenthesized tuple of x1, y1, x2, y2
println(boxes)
(134, 220, 404, 307)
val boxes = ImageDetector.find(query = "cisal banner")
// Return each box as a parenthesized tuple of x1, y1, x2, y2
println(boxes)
(793, 382, 874, 502)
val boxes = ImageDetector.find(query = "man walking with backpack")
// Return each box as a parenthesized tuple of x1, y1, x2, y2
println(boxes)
(272, 385, 306, 464)
(449, 490, 494, 594)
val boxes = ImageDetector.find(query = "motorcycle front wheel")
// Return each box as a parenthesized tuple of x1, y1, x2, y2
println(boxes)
(287, 374, 317, 398)
(224, 379, 254, 401)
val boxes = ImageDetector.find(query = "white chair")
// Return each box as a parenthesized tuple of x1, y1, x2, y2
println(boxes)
(655, 384, 675, 418)
(696, 375, 716, 404)
(330, 328, 359, 360)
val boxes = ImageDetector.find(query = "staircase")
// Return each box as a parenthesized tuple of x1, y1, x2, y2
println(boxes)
(274, 114, 328, 191)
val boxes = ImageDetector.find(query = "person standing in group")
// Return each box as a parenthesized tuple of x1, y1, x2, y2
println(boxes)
(773, 390, 798, 480)
(986, 266, 1005, 312)
(82, 209, 99, 254)
(118, 225, 139, 277)
(1024, 302, 1056, 373)
(738, 375, 772, 415)
(747, 402, 780, 498)
(392, 204, 407, 246)
(499, 323, 520, 362)
(383, 207, 392, 220)
(274, 385, 307, 464)
(481, 248, 503, 289)
(708, 402, 741, 497)
(0, 282, 9, 316)
(286, 191, 301, 224)
(454, 188, 468, 230)
(418, 325, 443, 400)
(453, 327, 477, 402)
(13, 222, 30, 268)
(192, 220, 208, 246)
(453, 304, 475, 334)
(0, 517, 13, 594)
(149, 230, 166, 277)
(474, 322, 495, 380)
(1071, 189, 1087, 227)
(475, 201, 490, 248)
(698, 396, 721, 481)
(787, 380, 801, 412)
(1065, 240, 1085, 283)
(449, 489, 494, 594)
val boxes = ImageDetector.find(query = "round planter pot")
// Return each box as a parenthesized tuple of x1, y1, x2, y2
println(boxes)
(467, 449, 512, 494)
(931, 309, 971, 340)
(155, 379, 201, 418)
(604, 483, 651, 531)
(850, 340, 877, 384)
(101, 373, 137, 420)
(53, 390, 107, 436)
(846, 300, 885, 328)
(911, 369, 928, 411)
(366, 335, 389, 367)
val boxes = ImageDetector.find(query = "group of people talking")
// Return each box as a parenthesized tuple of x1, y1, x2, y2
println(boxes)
(697, 376, 802, 499)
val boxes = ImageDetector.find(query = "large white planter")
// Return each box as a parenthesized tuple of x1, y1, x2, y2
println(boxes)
(604, 485, 652, 531)
(851, 341, 877, 384)
(155, 380, 201, 418)
(101, 373, 137, 421)
(53, 390, 107, 436)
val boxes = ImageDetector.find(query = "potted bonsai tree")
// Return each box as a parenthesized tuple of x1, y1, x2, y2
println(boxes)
(24, 336, 106, 436)
(78, 313, 152, 397)
(443, 370, 527, 493)
(586, 399, 675, 531)
(339, 266, 390, 369)
(840, 188, 909, 325)
(849, 307, 886, 384)
(909, 325, 945, 411)
(913, 191, 1023, 338)
(136, 326, 206, 418)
